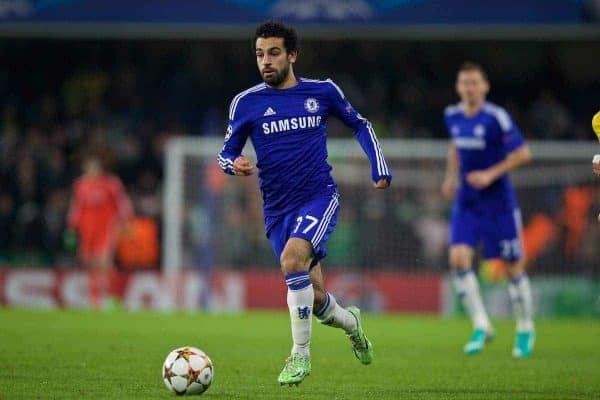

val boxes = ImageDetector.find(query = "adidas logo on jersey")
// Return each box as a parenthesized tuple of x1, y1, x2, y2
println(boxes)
(264, 107, 277, 116)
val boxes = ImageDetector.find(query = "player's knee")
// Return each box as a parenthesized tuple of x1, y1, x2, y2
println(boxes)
(449, 246, 474, 270)
(449, 254, 470, 270)
(280, 251, 310, 275)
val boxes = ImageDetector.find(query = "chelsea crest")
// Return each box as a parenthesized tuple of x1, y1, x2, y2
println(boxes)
(304, 98, 319, 113)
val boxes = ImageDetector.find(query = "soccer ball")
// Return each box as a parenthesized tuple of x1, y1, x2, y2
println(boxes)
(162, 346, 213, 395)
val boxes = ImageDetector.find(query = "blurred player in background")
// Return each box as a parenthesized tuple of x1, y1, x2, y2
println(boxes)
(441, 62, 534, 357)
(218, 22, 391, 385)
(67, 154, 134, 310)
(592, 111, 600, 220)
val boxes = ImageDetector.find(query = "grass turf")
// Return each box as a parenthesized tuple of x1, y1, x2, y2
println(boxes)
(0, 309, 598, 399)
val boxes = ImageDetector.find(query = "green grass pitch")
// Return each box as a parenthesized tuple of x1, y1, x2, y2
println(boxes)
(0, 309, 598, 399)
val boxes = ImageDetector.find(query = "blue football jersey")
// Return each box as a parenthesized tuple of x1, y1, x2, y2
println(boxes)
(218, 78, 391, 225)
(444, 101, 525, 211)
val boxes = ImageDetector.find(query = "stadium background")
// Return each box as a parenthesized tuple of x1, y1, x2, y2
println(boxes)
(0, 0, 599, 316)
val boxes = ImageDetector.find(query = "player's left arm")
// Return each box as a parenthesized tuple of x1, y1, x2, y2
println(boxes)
(467, 113, 532, 189)
(116, 179, 135, 222)
(326, 79, 392, 189)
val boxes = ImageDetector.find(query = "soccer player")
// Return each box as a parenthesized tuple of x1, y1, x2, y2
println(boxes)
(218, 22, 392, 385)
(441, 62, 535, 358)
(67, 154, 134, 310)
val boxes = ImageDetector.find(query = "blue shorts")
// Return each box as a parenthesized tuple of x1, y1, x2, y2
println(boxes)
(450, 205, 524, 261)
(266, 189, 340, 269)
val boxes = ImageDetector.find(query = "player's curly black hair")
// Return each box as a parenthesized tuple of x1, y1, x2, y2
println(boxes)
(254, 21, 298, 54)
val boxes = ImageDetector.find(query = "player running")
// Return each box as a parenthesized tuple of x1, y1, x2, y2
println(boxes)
(441, 62, 535, 358)
(218, 22, 391, 385)
(67, 154, 134, 310)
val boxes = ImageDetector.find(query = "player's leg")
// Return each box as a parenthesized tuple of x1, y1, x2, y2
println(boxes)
(101, 224, 123, 311)
(278, 237, 314, 385)
(505, 259, 535, 358)
(97, 251, 122, 311)
(494, 208, 534, 358)
(79, 229, 103, 310)
(449, 207, 493, 354)
(450, 245, 494, 354)
(267, 215, 312, 385)
(310, 264, 372, 365)
(280, 237, 314, 358)
(311, 264, 355, 332)
(88, 224, 121, 311)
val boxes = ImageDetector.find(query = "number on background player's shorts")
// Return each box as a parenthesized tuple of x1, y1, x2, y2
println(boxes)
(450, 206, 524, 262)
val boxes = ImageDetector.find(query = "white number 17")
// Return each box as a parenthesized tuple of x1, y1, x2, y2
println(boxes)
(294, 215, 319, 234)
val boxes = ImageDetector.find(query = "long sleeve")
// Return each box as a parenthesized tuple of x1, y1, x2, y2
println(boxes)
(494, 108, 525, 154)
(218, 95, 252, 175)
(111, 177, 134, 222)
(326, 79, 392, 183)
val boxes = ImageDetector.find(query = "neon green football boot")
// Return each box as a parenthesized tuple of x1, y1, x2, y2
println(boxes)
(278, 353, 311, 386)
(346, 306, 373, 365)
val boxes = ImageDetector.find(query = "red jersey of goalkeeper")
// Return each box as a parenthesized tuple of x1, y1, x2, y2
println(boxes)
(68, 174, 133, 262)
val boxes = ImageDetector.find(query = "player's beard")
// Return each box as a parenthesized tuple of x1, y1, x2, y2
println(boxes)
(262, 63, 290, 87)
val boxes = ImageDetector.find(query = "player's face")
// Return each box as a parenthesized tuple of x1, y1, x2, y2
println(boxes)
(255, 37, 297, 87)
(456, 70, 489, 107)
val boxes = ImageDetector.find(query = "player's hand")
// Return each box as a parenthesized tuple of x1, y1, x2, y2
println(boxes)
(233, 156, 254, 176)
(373, 179, 390, 189)
(441, 178, 456, 200)
(593, 155, 600, 176)
(466, 170, 495, 189)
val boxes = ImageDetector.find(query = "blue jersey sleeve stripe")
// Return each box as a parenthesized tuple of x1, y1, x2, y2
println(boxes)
(444, 103, 463, 117)
(229, 83, 265, 119)
(217, 154, 234, 174)
(218, 155, 233, 164)
(228, 83, 266, 120)
(217, 160, 233, 170)
(366, 121, 383, 176)
(301, 77, 346, 100)
(366, 121, 389, 176)
(483, 103, 512, 132)
(325, 78, 346, 99)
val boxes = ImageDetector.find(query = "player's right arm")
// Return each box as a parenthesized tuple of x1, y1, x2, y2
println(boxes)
(465, 107, 532, 189)
(442, 143, 459, 200)
(217, 97, 254, 176)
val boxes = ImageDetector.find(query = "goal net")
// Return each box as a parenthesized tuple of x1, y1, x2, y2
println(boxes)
(163, 138, 600, 315)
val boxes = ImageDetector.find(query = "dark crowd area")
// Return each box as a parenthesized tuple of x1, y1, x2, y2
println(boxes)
(0, 38, 598, 266)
